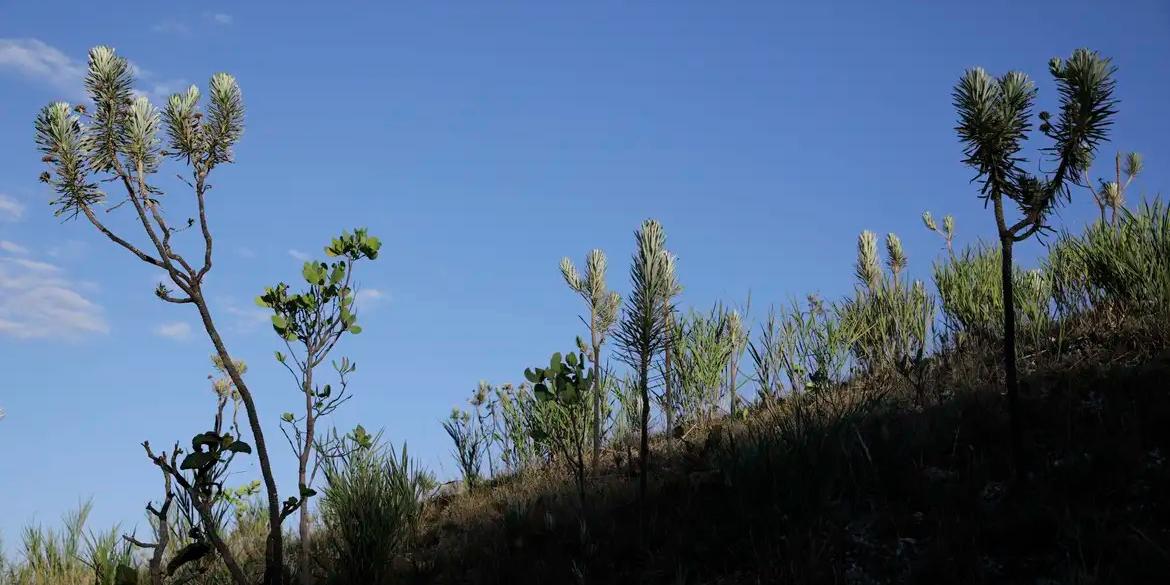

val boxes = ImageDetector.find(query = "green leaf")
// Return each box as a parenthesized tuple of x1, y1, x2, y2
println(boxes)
(523, 368, 540, 383)
(281, 412, 295, 423)
(300, 486, 317, 498)
(192, 431, 219, 450)
(348, 324, 362, 335)
(274, 351, 286, 363)
(180, 452, 216, 470)
(534, 383, 553, 402)
(225, 441, 252, 455)
(271, 315, 288, 330)
(566, 352, 578, 367)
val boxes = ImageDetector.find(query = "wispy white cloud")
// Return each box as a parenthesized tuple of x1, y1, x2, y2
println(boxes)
(209, 13, 233, 25)
(0, 241, 29, 255)
(151, 20, 192, 36)
(356, 288, 389, 310)
(288, 249, 311, 262)
(154, 321, 192, 340)
(219, 297, 270, 334)
(0, 194, 26, 222)
(0, 39, 86, 98)
(0, 38, 187, 102)
(0, 251, 108, 340)
(48, 239, 87, 260)
(236, 246, 257, 259)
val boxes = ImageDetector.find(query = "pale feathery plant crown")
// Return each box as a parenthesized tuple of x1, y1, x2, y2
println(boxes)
(211, 354, 248, 400)
(615, 219, 674, 367)
(856, 230, 882, 291)
(885, 233, 907, 278)
(922, 211, 938, 232)
(725, 309, 746, 354)
(560, 249, 623, 338)
(1123, 152, 1143, 181)
(471, 381, 490, 408)
(922, 211, 956, 244)
(125, 96, 162, 173)
(36, 45, 246, 221)
(1101, 181, 1123, 209)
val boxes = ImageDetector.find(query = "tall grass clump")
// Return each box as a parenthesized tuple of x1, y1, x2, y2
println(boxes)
(934, 243, 1052, 349)
(838, 231, 935, 389)
(3, 501, 137, 585)
(1065, 200, 1170, 322)
(319, 440, 432, 585)
(666, 306, 735, 426)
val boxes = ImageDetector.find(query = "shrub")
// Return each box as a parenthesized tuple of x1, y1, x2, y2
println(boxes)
(838, 231, 935, 386)
(667, 306, 735, 425)
(1066, 200, 1170, 319)
(320, 440, 431, 585)
(934, 243, 1052, 349)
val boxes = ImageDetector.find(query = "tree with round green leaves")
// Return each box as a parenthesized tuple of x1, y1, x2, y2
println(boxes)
(256, 228, 381, 585)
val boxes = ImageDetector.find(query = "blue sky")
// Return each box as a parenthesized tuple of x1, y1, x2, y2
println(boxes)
(1, 1, 1168, 546)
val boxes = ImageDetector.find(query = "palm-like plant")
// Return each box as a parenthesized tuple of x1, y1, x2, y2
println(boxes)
(952, 48, 1117, 471)
(614, 219, 675, 539)
(560, 250, 622, 469)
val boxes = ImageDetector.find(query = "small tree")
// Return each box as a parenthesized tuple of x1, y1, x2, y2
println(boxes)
(523, 350, 595, 505)
(34, 46, 288, 584)
(953, 48, 1117, 472)
(614, 219, 674, 539)
(257, 229, 381, 585)
(559, 251, 621, 469)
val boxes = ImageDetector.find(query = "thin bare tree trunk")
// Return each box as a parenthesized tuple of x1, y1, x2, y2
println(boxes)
(591, 308, 601, 471)
(638, 353, 650, 544)
(192, 293, 285, 585)
(663, 307, 674, 433)
(999, 233, 1022, 476)
(298, 363, 315, 585)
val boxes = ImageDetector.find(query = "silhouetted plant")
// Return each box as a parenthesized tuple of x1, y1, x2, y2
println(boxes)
(33, 45, 288, 583)
(614, 219, 675, 538)
(953, 48, 1117, 470)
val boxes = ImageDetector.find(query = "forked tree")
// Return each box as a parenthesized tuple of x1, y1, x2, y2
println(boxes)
(952, 48, 1117, 472)
(34, 46, 288, 584)
(614, 219, 674, 540)
(559, 250, 621, 469)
